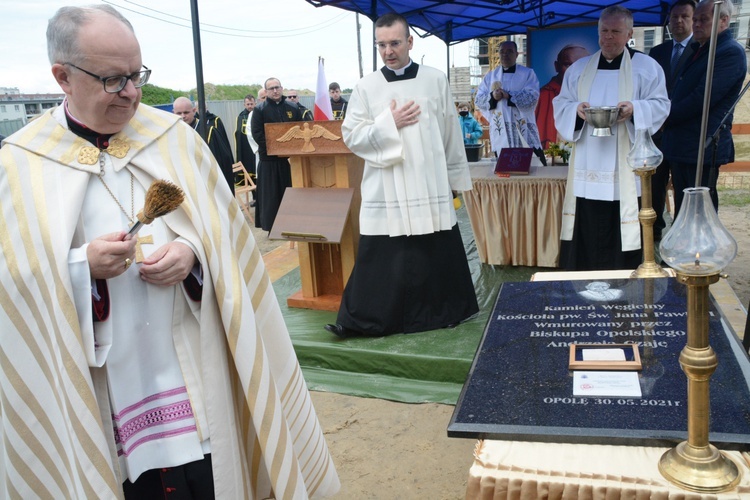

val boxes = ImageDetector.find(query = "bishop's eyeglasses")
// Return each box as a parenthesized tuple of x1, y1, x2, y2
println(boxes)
(64, 63, 151, 93)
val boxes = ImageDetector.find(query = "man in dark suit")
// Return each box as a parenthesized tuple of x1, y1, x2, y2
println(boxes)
(235, 94, 257, 177)
(173, 97, 236, 195)
(661, 0, 746, 216)
(648, 0, 695, 241)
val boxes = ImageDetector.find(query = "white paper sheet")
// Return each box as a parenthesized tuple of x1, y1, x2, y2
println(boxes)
(582, 348, 626, 361)
(573, 371, 642, 398)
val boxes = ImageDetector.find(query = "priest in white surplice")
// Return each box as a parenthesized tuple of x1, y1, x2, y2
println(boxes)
(553, 6, 669, 271)
(324, 13, 478, 338)
(475, 41, 547, 165)
(0, 5, 339, 499)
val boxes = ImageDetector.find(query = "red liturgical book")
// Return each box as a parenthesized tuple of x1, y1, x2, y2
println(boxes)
(495, 147, 533, 175)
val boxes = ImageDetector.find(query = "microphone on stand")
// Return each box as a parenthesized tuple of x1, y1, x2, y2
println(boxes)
(702, 78, 750, 195)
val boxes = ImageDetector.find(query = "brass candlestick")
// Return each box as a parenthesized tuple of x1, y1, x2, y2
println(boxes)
(632, 168, 670, 279)
(627, 129, 669, 279)
(658, 272, 740, 492)
(658, 186, 740, 492)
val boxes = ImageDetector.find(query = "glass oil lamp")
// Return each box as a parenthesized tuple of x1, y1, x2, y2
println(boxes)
(658, 187, 740, 492)
(627, 129, 669, 278)
(660, 187, 738, 276)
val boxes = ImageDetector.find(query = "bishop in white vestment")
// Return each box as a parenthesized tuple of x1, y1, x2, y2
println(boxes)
(0, 101, 341, 500)
(0, 5, 339, 499)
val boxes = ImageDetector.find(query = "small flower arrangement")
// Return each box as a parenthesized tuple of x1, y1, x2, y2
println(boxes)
(544, 141, 572, 165)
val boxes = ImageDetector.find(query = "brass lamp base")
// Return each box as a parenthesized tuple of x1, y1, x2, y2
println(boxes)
(631, 260, 671, 279)
(658, 271, 742, 493)
(631, 168, 669, 279)
(659, 442, 740, 493)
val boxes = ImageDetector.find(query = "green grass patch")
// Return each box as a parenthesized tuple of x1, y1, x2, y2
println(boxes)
(718, 189, 750, 206)
(734, 141, 750, 161)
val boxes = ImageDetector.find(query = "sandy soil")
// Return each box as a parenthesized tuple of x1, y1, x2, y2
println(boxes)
(249, 183, 750, 500)
(311, 393, 475, 499)
(239, 75, 750, 498)
(720, 204, 750, 308)
(310, 204, 750, 499)
(248, 228, 473, 497)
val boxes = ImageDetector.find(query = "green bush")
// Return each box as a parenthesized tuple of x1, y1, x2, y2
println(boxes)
(140, 83, 265, 106)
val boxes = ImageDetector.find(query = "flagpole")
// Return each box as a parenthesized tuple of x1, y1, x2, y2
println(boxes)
(189, 0, 207, 141)
(356, 13, 364, 78)
(694, 0, 723, 187)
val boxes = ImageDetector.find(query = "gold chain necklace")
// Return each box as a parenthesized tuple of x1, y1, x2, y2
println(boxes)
(96, 152, 134, 225)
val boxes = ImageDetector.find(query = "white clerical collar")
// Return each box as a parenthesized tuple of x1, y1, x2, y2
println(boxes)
(388, 60, 413, 76)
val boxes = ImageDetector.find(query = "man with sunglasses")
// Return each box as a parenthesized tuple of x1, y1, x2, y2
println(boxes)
(286, 90, 313, 120)
(0, 5, 339, 499)
(648, 0, 696, 241)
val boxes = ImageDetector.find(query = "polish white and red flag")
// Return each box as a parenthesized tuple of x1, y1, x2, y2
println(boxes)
(314, 57, 334, 121)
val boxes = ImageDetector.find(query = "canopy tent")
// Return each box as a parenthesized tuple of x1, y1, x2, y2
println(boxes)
(304, 0, 669, 44)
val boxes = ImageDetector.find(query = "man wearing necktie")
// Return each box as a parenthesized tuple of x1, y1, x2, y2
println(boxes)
(648, 0, 696, 241)
(661, 0, 746, 217)
(670, 43, 684, 74)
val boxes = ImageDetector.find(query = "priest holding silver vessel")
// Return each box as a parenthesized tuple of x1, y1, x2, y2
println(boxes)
(553, 5, 670, 271)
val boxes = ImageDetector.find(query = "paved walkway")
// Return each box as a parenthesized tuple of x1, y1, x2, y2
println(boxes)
(719, 163, 750, 189)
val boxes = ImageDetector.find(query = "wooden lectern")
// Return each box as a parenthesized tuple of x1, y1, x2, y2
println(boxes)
(266, 120, 363, 311)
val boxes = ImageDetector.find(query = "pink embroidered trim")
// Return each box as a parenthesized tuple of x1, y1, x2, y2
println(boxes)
(113, 387, 188, 420)
(117, 425, 198, 457)
(111, 387, 197, 456)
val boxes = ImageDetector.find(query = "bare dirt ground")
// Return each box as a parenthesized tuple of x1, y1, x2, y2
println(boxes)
(720, 200, 750, 308)
(252, 204, 749, 500)
(251, 127, 750, 499)
(251, 228, 478, 498)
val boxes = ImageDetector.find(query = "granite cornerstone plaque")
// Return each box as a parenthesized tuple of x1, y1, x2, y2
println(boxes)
(448, 278, 750, 449)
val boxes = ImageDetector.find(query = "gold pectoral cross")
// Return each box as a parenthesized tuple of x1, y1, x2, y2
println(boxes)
(134, 234, 154, 263)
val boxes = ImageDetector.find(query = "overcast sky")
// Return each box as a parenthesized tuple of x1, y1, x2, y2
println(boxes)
(2, 0, 471, 95)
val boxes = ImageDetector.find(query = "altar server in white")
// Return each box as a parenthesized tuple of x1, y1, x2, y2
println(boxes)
(0, 5, 339, 499)
(475, 41, 546, 164)
(553, 5, 670, 271)
(325, 12, 478, 338)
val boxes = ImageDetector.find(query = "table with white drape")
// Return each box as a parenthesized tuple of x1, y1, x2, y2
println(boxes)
(463, 163, 567, 268)
(466, 439, 750, 500)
